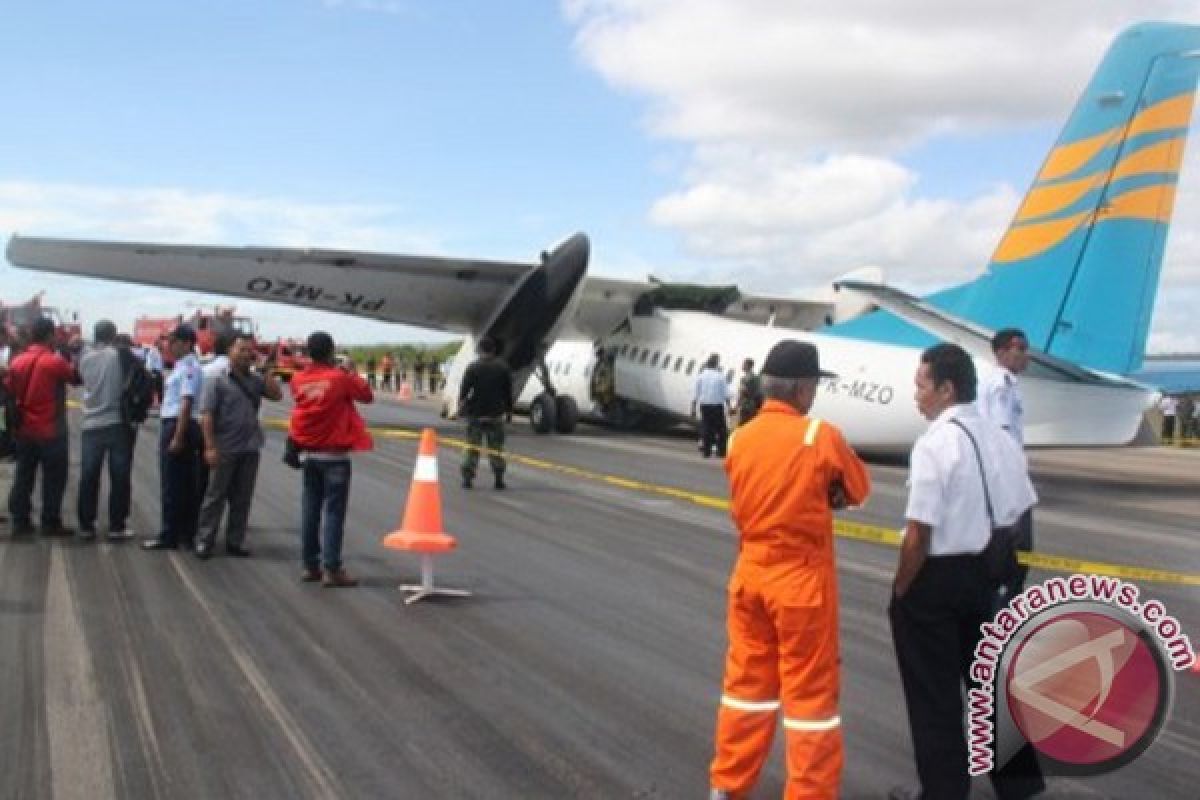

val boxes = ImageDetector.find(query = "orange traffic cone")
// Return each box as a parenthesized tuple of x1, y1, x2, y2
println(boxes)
(397, 381, 413, 403)
(382, 428, 471, 604)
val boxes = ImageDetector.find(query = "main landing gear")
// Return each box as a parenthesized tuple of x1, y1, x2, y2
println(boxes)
(529, 360, 579, 434)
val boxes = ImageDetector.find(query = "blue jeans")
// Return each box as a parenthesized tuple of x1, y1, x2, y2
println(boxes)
(78, 424, 134, 532)
(8, 435, 68, 527)
(301, 459, 352, 571)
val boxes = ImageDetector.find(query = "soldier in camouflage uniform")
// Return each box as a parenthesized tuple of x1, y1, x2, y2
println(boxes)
(459, 337, 513, 490)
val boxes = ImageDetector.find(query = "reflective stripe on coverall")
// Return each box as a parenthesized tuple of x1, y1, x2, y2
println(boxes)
(711, 399, 871, 799)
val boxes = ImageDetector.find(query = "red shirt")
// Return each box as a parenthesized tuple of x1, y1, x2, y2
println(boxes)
(288, 364, 374, 451)
(4, 344, 79, 441)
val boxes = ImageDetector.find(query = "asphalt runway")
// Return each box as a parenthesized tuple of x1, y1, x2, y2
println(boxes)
(0, 395, 1197, 799)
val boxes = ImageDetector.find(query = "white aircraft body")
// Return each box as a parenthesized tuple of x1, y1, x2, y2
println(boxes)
(6, 23, 1200, 454)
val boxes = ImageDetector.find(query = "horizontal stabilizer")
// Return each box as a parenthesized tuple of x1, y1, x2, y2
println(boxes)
(834, 279, 1146, 389)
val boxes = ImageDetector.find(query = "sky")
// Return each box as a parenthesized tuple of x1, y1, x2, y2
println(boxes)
(2, 0, 1199, 353)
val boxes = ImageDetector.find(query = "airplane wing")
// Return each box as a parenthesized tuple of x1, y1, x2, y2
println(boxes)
(834, 279, 1148, 388)
(6, 235, 537, 333)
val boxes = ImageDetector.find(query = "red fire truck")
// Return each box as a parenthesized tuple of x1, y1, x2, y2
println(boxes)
(0, 293, 81, 348)
(133, 306, 257, 360)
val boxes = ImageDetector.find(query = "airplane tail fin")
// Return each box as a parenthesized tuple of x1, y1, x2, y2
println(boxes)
(831, 22, 1200, 374)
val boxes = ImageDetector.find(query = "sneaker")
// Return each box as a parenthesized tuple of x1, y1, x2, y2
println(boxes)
(322, 568, 359, 588)
(301, 566, 322, 583)
(78, 528, 97, 542)
(106, 528, 136, 541)
(709, 790, 732, 800)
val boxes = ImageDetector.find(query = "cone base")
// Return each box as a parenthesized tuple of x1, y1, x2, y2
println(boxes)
(383, 530, 457, 552)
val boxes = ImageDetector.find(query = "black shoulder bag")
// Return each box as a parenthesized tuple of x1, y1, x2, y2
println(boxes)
(949, 418, 1020, 587)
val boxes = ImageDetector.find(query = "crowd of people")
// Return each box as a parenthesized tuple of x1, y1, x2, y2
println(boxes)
(0, 313, 1144, 797)
(363, 351, 443, 396)
(0, 320, 377, 588)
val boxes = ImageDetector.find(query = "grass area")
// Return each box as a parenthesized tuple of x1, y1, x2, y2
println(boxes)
(343, 341, 462, 369)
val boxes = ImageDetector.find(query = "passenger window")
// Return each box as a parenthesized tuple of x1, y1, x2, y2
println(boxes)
(686, 359, 696, 375)
(564, 363, 571, 376)
(639, 349, 650, 364)
(662, 353, 672, 370)
(650, 351, 660, 367)
(620, 344, 629, 356)
(673, 356, 683, 372)
(629, 347, 639, 360)
(726, 369, 734, 383)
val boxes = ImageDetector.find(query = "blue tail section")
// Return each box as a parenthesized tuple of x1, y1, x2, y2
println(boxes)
(828, 22, 1200, 374)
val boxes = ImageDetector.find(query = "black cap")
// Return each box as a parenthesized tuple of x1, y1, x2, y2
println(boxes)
(169, 324, 197, 343)
(762, 340, 836, 379)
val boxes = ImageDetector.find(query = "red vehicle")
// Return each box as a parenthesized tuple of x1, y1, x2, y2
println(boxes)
(133, 306, 257, 360)
(0, 293, 81, 349)
(260, 338, 310, 381)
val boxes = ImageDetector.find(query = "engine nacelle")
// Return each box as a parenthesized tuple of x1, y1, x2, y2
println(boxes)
(441, 234, 590, 418)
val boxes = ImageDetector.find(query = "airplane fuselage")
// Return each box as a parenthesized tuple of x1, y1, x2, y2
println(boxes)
(501, 310, 1153, 454)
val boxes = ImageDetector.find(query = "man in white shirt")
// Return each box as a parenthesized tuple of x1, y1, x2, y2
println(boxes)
(691, 353, 732, 458)
(1159, 394, 1178, 441)
(977, 328, 1034, 600)
(889, 343, 1043, 800)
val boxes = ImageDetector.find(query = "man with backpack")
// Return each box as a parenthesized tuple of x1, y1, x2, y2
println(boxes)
(78, 320, 146, 541)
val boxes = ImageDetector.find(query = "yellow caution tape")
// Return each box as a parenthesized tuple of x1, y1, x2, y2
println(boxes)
(263, 418, 1200, 587)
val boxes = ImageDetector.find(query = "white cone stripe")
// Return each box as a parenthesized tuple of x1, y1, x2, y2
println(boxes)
(414, 455, 439, 482)
(720, 695, 781, 713)
(783, 715, 840, 731)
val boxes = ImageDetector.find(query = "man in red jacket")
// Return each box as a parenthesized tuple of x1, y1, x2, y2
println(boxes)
(4, 317, 81, 536)
(288, 331, 373, 587)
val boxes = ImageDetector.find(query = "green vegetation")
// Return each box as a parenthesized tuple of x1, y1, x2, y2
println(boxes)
(343, 341, 463, 367)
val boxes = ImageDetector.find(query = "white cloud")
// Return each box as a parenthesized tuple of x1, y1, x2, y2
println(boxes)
(565, 1, 1200, 354)
(0, 181, 454, 344)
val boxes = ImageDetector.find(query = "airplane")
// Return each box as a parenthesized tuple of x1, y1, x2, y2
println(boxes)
(7, 22, 1200, 454)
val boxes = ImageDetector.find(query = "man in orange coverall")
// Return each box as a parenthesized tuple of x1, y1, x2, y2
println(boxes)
(710, 339, 871, 800)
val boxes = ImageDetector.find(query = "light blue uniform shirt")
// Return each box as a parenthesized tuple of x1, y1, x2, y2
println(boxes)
(694, 367, 730, 406)
(161, 353, 203, 420)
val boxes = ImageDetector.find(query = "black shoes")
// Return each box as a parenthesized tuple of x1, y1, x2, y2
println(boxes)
(141, 538, 176, 551)
(494, 476, 506, 490)
(41, 524, 76, 537)
(225, 544, 251, 558)
(11, 522, 36, 537)
(462, 475, 473, 489)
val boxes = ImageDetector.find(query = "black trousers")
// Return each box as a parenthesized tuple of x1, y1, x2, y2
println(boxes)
(158, 418, 203, 546)
(995, 508, 1034, 609)
(699, 404, 728, 457)
(8, 435, 68, 527)
(889, 555, 1044, 800)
